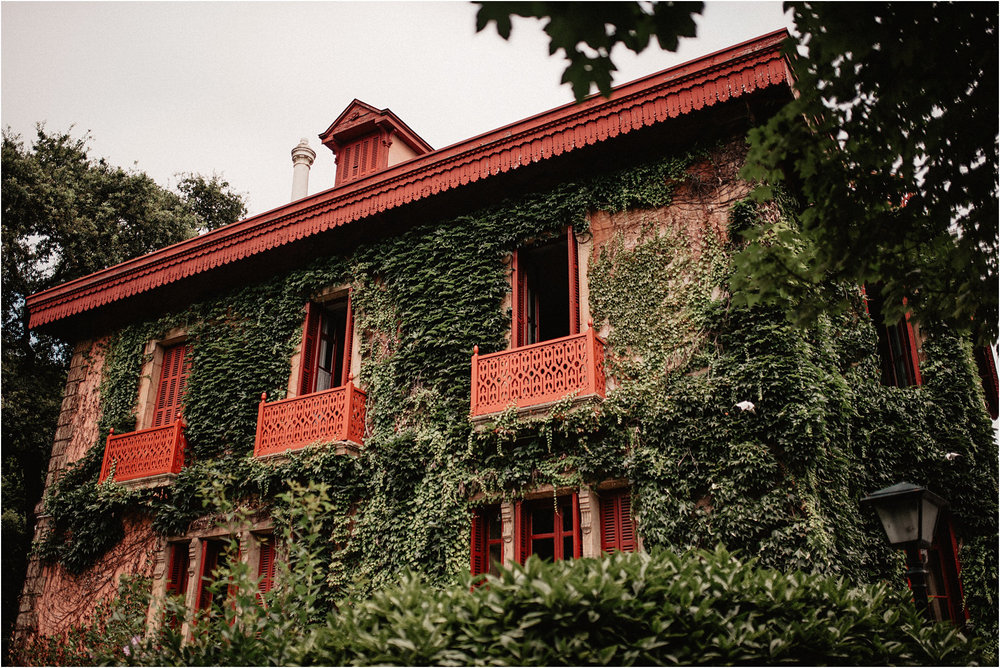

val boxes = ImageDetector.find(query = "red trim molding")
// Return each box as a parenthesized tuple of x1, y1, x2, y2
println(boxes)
(26, 30, 791, 329)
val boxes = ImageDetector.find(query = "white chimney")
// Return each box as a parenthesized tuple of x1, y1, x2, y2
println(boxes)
(290, 138, 316, 201)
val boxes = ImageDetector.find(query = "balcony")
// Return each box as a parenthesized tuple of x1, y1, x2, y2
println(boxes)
(254, 379, 367, 458)
(99, 419, 187, 487)
(471, 324, 606, 422)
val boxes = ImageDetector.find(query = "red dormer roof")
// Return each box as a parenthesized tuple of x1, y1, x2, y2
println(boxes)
(26, 29, 792, 332)
(319, 99, 433, 155)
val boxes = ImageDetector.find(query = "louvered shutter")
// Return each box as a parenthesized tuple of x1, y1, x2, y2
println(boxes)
(511, 250, 527, 348)
(568, 228, 581, 335)
(470, 512, 486, 576)
(572, 492, 582, 558)
(258, 540, 276, 595)
(340, 290, 354, 386)
(601, 492, 637, 553)
(153, 343, 190, 427)
(166, 543, 190, 596)
(368, 137, 379, 173)
(514, 501, 531, 564)
(298, 303, 322, 395)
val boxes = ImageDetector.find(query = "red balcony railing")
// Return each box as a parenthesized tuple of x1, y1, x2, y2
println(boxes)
(254, 379, 366, 458)
(99, 419, 187, 483)
(471, 323, 606, 417)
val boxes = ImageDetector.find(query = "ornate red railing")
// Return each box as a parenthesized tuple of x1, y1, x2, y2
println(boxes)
(471, 323, 606, 417)
(99, 419, 187, 483)
(253, 379, 366, 458)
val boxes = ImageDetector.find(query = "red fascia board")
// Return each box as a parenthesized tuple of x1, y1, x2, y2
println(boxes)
(26, 29, 791, 329)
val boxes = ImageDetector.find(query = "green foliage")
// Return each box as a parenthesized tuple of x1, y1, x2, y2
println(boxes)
(134, 538, 979, 666)
(30, 140, 997, 664)
(475, 1, 704, 99)
(175, 172, 248, 233)
(9, 575, 149, 666)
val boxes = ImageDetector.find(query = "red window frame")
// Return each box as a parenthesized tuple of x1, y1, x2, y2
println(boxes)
(152, 342, 191, 427)
(600, 490, 637, 554)
(863, 285, 922, 387)
(513, 495, 581, 564)
(298, 292, 354, 396)
(470, 506, 503, 578)
(166, 542, 190, 597)
(511, 228, 581, 348)
(257, 538, 276, 605)
(195, 539, 232, 612)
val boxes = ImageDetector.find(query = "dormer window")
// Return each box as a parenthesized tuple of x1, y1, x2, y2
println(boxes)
(319, 99, 433, 187)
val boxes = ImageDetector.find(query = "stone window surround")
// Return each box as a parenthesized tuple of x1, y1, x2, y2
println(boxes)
(491, 479, 638, 566)
(145, 513, 277, 639)
(285, 284, 362, 399)
(135, 327, 188, 431)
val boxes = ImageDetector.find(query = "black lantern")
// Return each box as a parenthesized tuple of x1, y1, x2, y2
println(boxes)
(861, 482, 948, 619)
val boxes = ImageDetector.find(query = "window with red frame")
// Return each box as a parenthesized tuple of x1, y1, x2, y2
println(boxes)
(470, 506, 503, 577)
(166, 542, 190, 597)
(299, 293, 354, 395)
(196, 539, 231, 612)
(339, 136, 382, 183)
(514, 495, 580, 563)
(864, 285, 922, 387)
(511, 229, 581, 347)
(152, 342, 192, 427)
(920, 515, 969, 626)
(600, 490, 637, 554)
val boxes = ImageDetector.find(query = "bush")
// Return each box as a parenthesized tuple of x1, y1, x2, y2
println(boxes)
(128, 524, 978, 666)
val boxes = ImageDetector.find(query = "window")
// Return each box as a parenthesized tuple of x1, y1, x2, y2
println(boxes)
(470, 506, 503, 577)
(864, 285, 921, 387)
(196, 539, 232, 611)
(340, 136, 382, 182)
(600, 490, 637, 553)
(514, 495, 580, 563)
(923, 516, 969, 627)
(152, 342, 192, 426)
(511, 229, 581, 347)
(299, 292, 354, 395)
(166, 542, 190, 597)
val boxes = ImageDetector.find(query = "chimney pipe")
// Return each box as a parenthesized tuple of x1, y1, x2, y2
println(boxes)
(290, 138, 316, 201)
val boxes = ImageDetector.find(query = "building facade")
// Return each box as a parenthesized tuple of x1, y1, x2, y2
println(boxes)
(16, 30, 998, 649)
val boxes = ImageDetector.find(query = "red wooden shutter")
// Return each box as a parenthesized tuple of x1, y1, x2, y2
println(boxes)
(153, 343, 190, 427)
(568, 228, 581, 335)
(470, 512, 486, 576)
(166, 543, 190, 596)
(298, 302, 322, 395)
(196, 541, 219, 610)
(514, 501, 531, 564)
(601, 491, 637, 553)
(511, 250, 527, 348)
(258, 540, 276, 595)
(572, 492, 582, 559)
(340, 290, 354, 386)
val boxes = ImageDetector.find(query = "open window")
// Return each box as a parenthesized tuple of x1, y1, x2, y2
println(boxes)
(907, 514, 969, 627)
(196, 539, 232, 612)
(470, 506, 503, 578)
(514, 495, 581, 563)
(257, 536, 277, 602)
(599, 490, 637, 554)
(864, 285, 921, 387)
(511, 228, 581, 347)
(298, 291, 354, 395)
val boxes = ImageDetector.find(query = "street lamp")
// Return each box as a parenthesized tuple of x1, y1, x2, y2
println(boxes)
(861, 482, 948, 619)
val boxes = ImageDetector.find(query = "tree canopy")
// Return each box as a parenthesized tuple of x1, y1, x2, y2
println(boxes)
(476, 1, 998, 344)
(0, 125, 247, 654)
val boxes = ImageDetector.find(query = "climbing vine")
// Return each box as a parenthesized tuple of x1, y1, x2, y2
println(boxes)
(33, 139, 997, 660)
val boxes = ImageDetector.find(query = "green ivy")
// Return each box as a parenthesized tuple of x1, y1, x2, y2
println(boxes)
(34, 141, 997, 662)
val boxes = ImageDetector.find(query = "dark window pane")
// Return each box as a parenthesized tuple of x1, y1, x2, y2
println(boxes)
(488, 512, 501, 542)
(488, 544, 502, 576)
(532, 506, 554, 534)
(563, 535, 575, 560)
(532, 537, 555, 561)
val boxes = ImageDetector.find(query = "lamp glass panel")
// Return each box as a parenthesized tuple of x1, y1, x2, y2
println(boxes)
(920, 496, 941, 546)
(874, 497, 920, 546)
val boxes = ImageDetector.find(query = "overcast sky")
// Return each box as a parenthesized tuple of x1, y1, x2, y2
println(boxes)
(2, 1, 792, 217)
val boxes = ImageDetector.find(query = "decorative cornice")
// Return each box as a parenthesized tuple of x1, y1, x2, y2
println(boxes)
(26, 30, 791, 329)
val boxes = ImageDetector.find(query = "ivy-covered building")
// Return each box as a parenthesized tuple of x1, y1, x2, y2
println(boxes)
(15, 30, 998, 651)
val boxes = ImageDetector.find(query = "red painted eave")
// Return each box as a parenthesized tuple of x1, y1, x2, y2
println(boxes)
(26, 29, 792, 330)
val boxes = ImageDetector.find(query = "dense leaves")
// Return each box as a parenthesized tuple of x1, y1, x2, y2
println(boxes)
(1, 126, 246, 654)
(478, 2, 998, 342)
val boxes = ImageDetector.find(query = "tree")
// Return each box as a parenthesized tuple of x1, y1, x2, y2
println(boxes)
(475, 1, 998, 344)
(0, 126, 247, 655)
(176, 172, 248, 234)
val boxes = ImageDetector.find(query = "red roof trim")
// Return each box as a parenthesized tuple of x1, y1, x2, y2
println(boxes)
(26, 30, 791, 329)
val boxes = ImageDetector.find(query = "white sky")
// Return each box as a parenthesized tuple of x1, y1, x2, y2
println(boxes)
(2, 1, 792, 217)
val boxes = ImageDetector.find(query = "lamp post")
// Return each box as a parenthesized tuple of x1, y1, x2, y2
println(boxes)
(861, 482, 947, 620)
